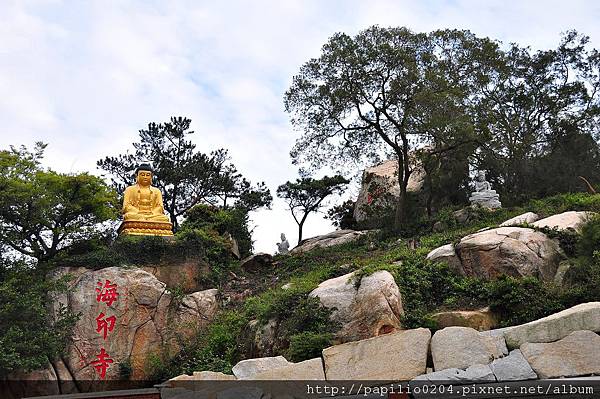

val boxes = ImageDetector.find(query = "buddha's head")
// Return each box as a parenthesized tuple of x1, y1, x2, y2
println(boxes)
(476, 171, 486, 182)
(281, 233, 286, 241)
(135, 163, 153, 187)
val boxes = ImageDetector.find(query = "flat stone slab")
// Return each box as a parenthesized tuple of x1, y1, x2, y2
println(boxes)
(413, 364, 495, 384)
(521, 330, 600, 379)
(504, 302, 600, 349)
(431, 327, 507, 371)
(490, 349, 537, 381)
(322, 328, 430, 380)
(252, 358, 325, 380)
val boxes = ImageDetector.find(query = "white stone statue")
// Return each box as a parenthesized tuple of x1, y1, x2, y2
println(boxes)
(469, 171, 502, 209)
(276, 233, 290, 254)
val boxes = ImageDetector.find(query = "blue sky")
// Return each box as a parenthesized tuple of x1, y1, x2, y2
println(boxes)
(1, 0, 600, 253)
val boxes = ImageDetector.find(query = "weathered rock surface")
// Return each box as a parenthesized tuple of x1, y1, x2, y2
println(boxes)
(354, 159, 426, 223)
(51, 267, 219, 381)
(239, 253, 273, 272)
(322, 328, 431, 381)
(426, 244, 463, 274)
(247, 318, 279, 357)
(252, 358, 325, 380)
(431, 327, 507, 371)
(500, 212, 540, 227)
(532, 211, 594, 233)
(291, 230, 370, 254)
(141, 259, 209, 293)
(231, 356, 291, 380)
(455, 227, 564, 281)
(521, 330, 600, 378)
(309, 270, 403, 343)
(489, 349, 537, 381)
(431, 307, 499, 331)
(169, 371, 236, 386)
(413, 364, 496, 383)
(504, 302, 600, 349)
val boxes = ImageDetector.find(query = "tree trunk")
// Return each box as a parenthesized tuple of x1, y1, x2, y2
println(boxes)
(297, 222, 304, 245)
(394, 156, 409, 231)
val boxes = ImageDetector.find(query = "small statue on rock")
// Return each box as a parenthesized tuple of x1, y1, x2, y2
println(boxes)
(469, 171, 502, 209)
(276, 233, 290, 254)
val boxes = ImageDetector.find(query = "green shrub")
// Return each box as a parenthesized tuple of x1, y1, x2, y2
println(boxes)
(577, 215, 600, 259)
(528, 193, 600, 217)
(286, 332, 333, 362)
(485, 276, 563, 327)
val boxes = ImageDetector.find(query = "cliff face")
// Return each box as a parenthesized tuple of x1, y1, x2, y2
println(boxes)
(5, 265, 219, 397)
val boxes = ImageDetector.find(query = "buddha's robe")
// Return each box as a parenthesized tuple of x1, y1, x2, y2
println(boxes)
(122, 184, 170, 222)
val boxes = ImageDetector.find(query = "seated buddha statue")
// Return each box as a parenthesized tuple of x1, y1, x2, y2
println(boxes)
(119, 163, 173, 236)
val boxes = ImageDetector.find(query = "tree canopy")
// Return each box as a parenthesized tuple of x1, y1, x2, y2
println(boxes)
(98, 117, 272, 230)
(285, 27, 494, 227)
(0, 143, 119, 262)
(277, 175, 349, 244)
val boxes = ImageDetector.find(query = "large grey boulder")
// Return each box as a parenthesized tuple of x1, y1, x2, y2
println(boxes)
(431, 327, 507, 371)
(521, 330, 600, 378)
(489, 349, 537, 381)
(504, 302, 600, 349)
(455, 227, 564, 281)
(231, 356, 291, 380)
(291, 229, 370, 254)
(500, 212, 540, 227)
(322, 328, 431, 380)
(532, 211, 595, 233)
(239, 253, 273, 272)
(309, 270, 403, 343)
(50, 267, 219, 381)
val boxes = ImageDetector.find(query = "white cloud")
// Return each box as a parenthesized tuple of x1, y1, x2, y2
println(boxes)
(1, 0, 599, 253)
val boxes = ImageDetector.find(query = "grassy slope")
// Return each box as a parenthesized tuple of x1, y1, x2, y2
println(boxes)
(147, 193, 600, 380)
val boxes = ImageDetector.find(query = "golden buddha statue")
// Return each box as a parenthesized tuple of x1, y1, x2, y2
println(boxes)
(118, 164, 173, 236)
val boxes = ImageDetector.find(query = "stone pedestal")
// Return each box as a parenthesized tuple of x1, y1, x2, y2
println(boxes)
(118, 220, 174, 236)
(469, 190, 502, 209)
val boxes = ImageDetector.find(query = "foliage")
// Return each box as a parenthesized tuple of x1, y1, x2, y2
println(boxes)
(0, 259, 79, 376)
(285, 26, 493, 227)
(97, 116, 271, 230)
(180, 204, 253, 257)
(528, 193, 600, 216)
(327, 199, 357, 230)
(286, 332, 333, 363)
(577, 215, 600, 259)
(277, 175, 349, 243)
(0, 143, 119, 261)
(474, 31, 600, 205)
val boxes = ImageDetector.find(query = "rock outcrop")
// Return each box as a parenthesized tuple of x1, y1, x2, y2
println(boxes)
(503, 302, 600, 349)
(413, 364, 495, 384)
(252, 358, 325, 380)
(291, 230, 370, 254)
(532, 211, 594, 233)
(427, 227, 565, 282)
(322, 328, 431, 380)
(309, 270, 403, 343)
(431, 308, 499, 331)
(354, 159, 425, 223)
(520, 330, 600, 378)
(431, 327, 507, 371)
(239, 253, 273, 272)
(50, 267, 219, 381)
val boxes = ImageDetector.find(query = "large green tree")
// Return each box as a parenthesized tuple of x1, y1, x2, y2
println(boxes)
(277, 175, 349, 244)
(474, 31, 600, 203)
(284, 27, 494, 228)
(0, 143, 118, 261)
(98, 117, 271, 230)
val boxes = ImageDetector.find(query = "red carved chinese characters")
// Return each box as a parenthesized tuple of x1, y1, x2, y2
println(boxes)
(96, 279, 119, 307)
(91, 348, 114, 379)
(95, 312, 116, 340)
(92, 279, 119, 379)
